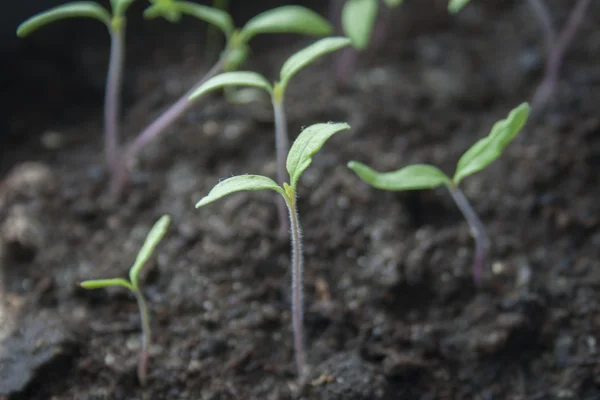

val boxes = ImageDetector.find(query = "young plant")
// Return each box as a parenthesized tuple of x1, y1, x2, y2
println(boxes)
(348, 103, 530, 284)
(80, 215, 171, 386)
(17, 0, 136, 172)
(527, 0, 591, 113)
(195, 122, 350, 379)
(113, 2, 333, 194)
(189, 37, 352, 233)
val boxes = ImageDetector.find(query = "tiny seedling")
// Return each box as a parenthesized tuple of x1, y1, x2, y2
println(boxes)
(114, 2, 334, 194)
(527, 0, 591, 113)
(348, 103, 530, 284)
(189, 37, 352, 233)
(80, 215, 171, 386)
(195, 122, 350, 379)
(17, 0, 136, 172)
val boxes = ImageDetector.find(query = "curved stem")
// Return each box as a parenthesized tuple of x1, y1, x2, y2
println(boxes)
(105, 23, 126, 169)
(447, 185, 490, 284)
(272, 99, 290, 236)
(134, 290, 151, 386)
(285, 195, 305, 378)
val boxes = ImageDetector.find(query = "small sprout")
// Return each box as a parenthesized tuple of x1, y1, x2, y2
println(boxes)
(17, 0, 135, 180)
(348, 103, 530, 284)
(190, 37, 351, 233)
(80, 215, 171, 386)
(196, 122, 350, 379)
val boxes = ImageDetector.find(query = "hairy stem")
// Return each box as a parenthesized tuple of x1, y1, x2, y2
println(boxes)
(272, 99, 290, 236)
(105, 22, 126, 169)
(134, 290, 151, 386)
(531, 0, 591, 111)
(448, 185, 490, 284)
(285, 195, 305, 379)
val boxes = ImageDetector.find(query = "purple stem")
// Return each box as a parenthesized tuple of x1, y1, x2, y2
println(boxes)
(272, 99, 290, 236)
(105, 23, 126, 169)
(286, 196, 305, 379)
(447, 185, 490, 284)
(530, 0, 591, 111)
(527, 0, 556, 55)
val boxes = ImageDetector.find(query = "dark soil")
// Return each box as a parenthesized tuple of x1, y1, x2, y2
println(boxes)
(2, 1, 600, 399)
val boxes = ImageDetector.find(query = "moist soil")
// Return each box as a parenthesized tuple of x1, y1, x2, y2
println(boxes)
(1, 1, 600, 399)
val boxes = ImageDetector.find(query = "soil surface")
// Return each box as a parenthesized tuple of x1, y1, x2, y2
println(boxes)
(2, 1, 600, 399)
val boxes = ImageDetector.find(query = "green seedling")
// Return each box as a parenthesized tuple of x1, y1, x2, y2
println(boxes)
(112, 2, 333, 194)
(17, 0, 136, 172)
(348, 103, 530, 284)
(80, 215, 171, 386)
(196, 122, 350, 379)
(189, 37, 352, 233)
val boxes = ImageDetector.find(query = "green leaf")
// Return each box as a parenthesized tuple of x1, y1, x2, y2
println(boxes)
(279, 37, 352, 89)
(144, 0, 181, 22)
(287, 122, 351, 188)
(384, 0, 403, 6)
(348, 162, 450, 191)
(342, 0, 378, 50)
(448, 0, 471, 14)
(196, 175, 285, 208)
(145, 0, 234, 37)
(129, 215, 171, 289)
(80, 278, 133, 290)
(453, 102, 530, 185)
(17, 2, 111, 37)
(189, 71, 272, 101)
(239, 5, 332, 43)
(111, 0, 136, 16)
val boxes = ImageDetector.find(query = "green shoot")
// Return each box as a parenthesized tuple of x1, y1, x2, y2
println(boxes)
(189, 37, 351, 233)
(196, 122, 350, 379)
(112, 3, 333, 195)
(348, 103, 530, 284)
(80, 215, 171, 386)
(17, 0, 135, 174)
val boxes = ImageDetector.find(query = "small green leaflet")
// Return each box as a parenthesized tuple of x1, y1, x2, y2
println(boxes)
(348, 162, 450, 191)
(448, 0, 471, 14)
(17, 2, 112, 37)
(287, 123, 351, 188)
(196, 175, 285, 208)
(80, 278, 133, 290)
(144, 0, 183, 22)
(239, 6, 332, 43)
(280, 37, 352, 89)
(453, 102, 530, 185)
(189, 71, 272, 101)
(342, 0, 378, 50)
(129, 215, 171, 289)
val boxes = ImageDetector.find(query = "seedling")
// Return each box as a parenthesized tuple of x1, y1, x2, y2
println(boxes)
(196, 122, 350, 379)
(348, 103, 530, 284)
(17, 0, 136, 172)
(527, 0, 591, 113)
(115, 2, 333, 194)
(80, 215, 171, 386)
(189, 37, 352, 233)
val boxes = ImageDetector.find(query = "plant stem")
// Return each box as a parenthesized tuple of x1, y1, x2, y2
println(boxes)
(206, 0, 229, 62)
(105, 21, 126, 169)
(527, 0, 556, 55)
(447, 185, 490, 284)
(134, 290, 151, 386)
(285, 195, 305, 378)
(272, 99, 290, 236)
(530, 0, 591, 111)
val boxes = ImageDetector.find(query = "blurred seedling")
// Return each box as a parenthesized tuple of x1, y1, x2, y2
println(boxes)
(348, 103, 530, 284)
(17, 0, 136, 176)
(527, 0, 591, 113)
(195, 122, 350, 380)
(114, 1, 334, 194)
(80, 215, 171, 386)
(334, 0, 471, 84)
(189, 37, 352, 233)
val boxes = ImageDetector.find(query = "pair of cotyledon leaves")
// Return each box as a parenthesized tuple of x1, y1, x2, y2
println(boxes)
(348, 102, 530, 191)
(342, 0, 472, 50)
(17, 0, 332, 42)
